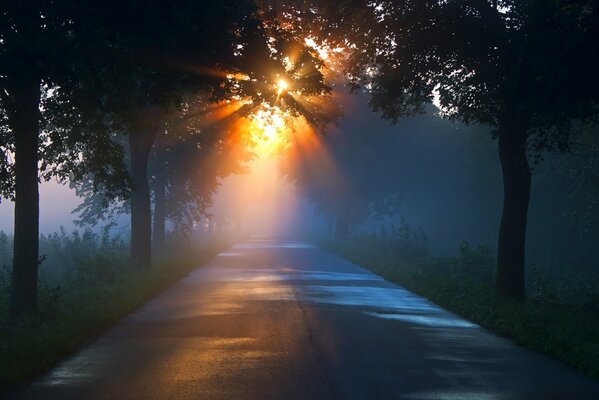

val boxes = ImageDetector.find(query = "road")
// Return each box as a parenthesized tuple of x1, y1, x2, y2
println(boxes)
(6, 239, 599, 400)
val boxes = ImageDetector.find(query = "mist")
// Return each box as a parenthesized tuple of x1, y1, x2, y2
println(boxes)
(2, 1, 599, 393)
(1, 91, 595, 273)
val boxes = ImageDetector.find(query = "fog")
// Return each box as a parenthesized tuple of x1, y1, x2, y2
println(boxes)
(205, 158, 321, 237)
(0, 181, 80, 234)
(0, 92, 596, 272)
(206, 91, 598, 270)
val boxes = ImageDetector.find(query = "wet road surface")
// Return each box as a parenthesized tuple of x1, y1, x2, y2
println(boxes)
(6, 239, 599, 399)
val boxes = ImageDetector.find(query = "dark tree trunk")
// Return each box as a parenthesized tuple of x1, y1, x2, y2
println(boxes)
(7, 74, 41, 318)
(152, 173, 166, 256)
(129, 108, 161, 268)
(496, 123, 531, 302)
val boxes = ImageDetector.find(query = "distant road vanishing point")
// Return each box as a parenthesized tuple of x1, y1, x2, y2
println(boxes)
(6, 239, 599, 400)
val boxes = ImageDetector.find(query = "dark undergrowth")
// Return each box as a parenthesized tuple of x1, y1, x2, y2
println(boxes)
(323, 225, 599, 380)
(0, 230, 230, 391)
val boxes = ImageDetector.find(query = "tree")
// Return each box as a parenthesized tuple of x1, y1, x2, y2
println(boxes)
(148, 94, 252, 253)
(65, 0, 260, 268)
(311, 0, 599, 300)
(70, 2, 333, 260)
(0, 1, 131, 318)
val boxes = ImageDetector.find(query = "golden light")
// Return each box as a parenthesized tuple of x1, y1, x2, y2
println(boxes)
(277, 79, 289, 95)
(305, 37, 330, 61)
(202, 34, 342, 161)
(246, 104, 292, 158)
(304, 36, 346, 77)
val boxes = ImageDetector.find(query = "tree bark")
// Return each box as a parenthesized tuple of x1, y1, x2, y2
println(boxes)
(496, 123, 531, 302)
(152, 172, 166, 256)
(129, 107, 161, 268)
(7, 74, 41, 318)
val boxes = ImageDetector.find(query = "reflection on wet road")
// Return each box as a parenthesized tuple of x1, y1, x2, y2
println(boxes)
(7, 239, 599, 399)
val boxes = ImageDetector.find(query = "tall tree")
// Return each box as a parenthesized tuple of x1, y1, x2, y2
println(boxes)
(67, 0, 259, 267)
(304, 0, 598, 300)
(71, 3, 333, 258)
(0, 1, 130, 317)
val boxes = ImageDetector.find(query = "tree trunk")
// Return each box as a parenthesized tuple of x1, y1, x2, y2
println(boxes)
(496, 124, 531, 302)
(129, 107, 161, 268)
(7, 74, 41, 318)
(152, 173, 166, 256)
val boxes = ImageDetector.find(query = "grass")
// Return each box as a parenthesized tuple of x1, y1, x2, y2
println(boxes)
(0, 233, 230, 391)
(324, 234, 599, 380)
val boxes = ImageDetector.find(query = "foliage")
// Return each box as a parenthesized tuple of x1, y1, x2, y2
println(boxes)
(0, 229, 128, 281)
(0, 1, 132, 201)
(56, 0, 262, 209)
(0, 230, 230, 390)
(215, 7, 334, 125)
(67, 2, 336, 234)
(333, 0, 599, 140)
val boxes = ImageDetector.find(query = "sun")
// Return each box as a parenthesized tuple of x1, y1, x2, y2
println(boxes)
(214, 35, 341, 159)
(277, 79, 289, 95)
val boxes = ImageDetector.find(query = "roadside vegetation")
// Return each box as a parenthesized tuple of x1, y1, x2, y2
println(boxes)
(323, 221, 599, 380)
(0, 229, 229, 390)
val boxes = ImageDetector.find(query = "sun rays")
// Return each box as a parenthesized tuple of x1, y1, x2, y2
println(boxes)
(179, 26, 347, 162)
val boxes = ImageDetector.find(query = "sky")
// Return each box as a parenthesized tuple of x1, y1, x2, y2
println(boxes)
(0, 180, 81, 234)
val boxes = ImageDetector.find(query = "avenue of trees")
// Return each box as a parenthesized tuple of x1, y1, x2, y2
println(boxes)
(1, 0, 598, 321)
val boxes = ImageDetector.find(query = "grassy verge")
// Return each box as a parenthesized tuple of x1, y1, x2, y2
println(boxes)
(0, 237, 230, 391)
(324, 237, 599, 380)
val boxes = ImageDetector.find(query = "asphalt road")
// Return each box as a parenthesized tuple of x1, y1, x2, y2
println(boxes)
(6, 239, 599, 399)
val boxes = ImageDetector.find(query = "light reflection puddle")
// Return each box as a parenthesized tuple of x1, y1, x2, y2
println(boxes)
(402, 390, 503, 400)
(292, 285, 478, 329)
(364, 312, 478, 328)
(43, 348, 106, 386)
(201, 269, 383, 283)
(296, 285, 437, 313)
(232, 242, 316, 249)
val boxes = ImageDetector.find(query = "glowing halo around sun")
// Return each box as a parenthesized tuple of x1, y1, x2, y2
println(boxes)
(276, 79, 289, 95)
(245, 104, 293, 158)
(202, 34, 346, 160)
